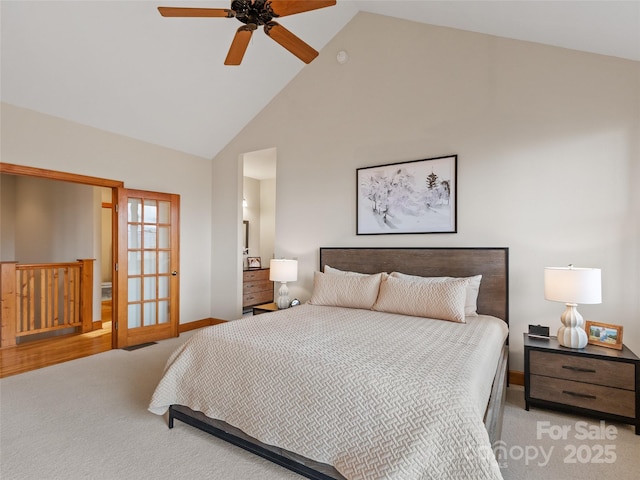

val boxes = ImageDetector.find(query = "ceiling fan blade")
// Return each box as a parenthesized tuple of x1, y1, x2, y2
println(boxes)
(157, 7, 233, 18)
(264, 22, 318, 64)
(269, 0, 336, 17)
(225, 25, 256, 66)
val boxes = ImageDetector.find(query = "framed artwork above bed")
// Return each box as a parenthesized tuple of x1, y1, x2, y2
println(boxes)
(357, 154, 457, 235)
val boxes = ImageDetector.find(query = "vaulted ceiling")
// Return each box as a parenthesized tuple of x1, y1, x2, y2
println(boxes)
(2, 1, 638, 160)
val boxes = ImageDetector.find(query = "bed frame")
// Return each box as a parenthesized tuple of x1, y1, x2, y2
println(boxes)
(168, 247, 509, 480)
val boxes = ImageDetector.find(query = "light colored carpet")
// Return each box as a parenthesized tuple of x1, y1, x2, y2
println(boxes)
(1, 331, 638, 479)
(501, 385, 639, 479)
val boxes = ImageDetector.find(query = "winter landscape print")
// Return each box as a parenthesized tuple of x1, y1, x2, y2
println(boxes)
(357, 155, 457, 234)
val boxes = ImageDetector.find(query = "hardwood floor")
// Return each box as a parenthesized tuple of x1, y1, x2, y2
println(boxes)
(0, 302, 113, 378)
(0, 301, 224, 378)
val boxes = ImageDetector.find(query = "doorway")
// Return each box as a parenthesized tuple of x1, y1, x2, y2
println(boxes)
(0, 163, 180, 353)
(242, 148, 276, 314)
(0, 169, 121, 345)
(0, 165, 122, 375)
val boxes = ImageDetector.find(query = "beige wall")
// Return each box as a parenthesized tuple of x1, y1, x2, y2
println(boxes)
(0, 175, 17, 260)
(212, 13, 640, 370)
(259, 177, 276, 268)
(1, 103, 214, 325)
(1, 175, 103, 320)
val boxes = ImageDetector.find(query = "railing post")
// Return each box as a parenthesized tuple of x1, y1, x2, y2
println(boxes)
(78, 259, 95, 333)
(1, 262, 18, 348)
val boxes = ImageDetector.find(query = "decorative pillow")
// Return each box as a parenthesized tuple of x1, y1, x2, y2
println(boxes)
(308, 271, 383, 309)
(324, 265, 367, 276)
(325, 265, 389, 281)
(390, 272, 482, 316)
(373, 276, 470, 323)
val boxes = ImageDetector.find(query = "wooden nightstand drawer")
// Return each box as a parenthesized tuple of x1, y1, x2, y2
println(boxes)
(530, 350, 635, 390)
(530, 374, 636, 418)
(524, 334, 640, 435)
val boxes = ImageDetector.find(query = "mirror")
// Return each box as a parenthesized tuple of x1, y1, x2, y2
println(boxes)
(243, 220, 249, 254)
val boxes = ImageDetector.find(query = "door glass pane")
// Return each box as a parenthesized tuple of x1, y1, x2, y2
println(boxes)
(128, 198, 141, 222)
(128, 277, 141, 301)
(128, 304, 141, 328)
(144, 251, 157, 274)
(128, 251, 141, 275)
(158, 300, 169, 324)
(158, 226, 170, 249)
(144, 200, 157, 224)
(143, 302, 156, 326)
(144, 277, 156, 301)
(159, 201, 170, 224)
(159, 251, 170, 274)
(158, 276, 169, 298)
(128, 225, 141, 249)
(143, 225, 157, 248)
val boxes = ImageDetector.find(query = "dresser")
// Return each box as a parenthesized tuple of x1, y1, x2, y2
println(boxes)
(242, 268, 273, 310)
(524, 333, 639, 435)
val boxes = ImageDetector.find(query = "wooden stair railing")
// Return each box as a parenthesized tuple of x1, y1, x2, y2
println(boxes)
(0, 259, 94, 348)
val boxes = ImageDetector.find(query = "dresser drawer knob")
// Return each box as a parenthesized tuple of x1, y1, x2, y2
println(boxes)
(562, 365, 596, 373)
(562, 390, 597, 400)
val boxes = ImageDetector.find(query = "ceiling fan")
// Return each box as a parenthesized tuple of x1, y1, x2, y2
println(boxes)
(158, 1, 337, 65)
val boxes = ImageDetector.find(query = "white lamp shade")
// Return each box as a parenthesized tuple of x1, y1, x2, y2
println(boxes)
(269, 259, 298, 282)
(544, 267, 601, 304)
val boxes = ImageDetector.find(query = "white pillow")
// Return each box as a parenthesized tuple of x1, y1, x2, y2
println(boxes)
(373, 276, 470, 323)
(324, 265, 367, 276)
(325, 265, 389, 281)
(390, 272, 482, 316)
(308, 271, 383, 309)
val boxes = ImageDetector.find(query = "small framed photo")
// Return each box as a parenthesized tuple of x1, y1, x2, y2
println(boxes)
(247, 257, 261, 269)
(585, 321, 623, 350)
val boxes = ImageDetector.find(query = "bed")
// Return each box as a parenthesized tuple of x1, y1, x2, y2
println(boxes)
(149, 247, 509, 480)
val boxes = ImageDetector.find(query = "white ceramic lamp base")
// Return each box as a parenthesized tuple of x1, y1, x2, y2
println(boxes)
(276, 282, 291, 309)
(557, 303, 588, 349)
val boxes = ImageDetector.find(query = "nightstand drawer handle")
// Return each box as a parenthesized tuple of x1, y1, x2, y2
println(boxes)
(562, 390, 597, 400)
(562, 365, 596, 373)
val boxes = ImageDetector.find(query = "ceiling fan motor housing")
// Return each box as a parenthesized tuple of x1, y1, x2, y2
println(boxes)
(232, 0, 277, 26)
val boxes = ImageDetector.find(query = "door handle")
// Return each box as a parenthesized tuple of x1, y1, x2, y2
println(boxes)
(172, 271, 178, 276)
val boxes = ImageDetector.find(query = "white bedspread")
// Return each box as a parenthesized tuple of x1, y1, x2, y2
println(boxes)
(149, 304, 508, 480)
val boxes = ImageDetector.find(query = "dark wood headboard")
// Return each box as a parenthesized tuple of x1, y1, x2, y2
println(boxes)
(319, 247, 509, 324)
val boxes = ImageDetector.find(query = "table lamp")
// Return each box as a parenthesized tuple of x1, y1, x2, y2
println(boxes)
(544, 265, 601, 349)
(270, 259, 298, 309)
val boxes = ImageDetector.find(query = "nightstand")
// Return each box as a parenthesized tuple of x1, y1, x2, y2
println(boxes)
(252, 302, 279, 316)
(524, 333, 639, 435)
